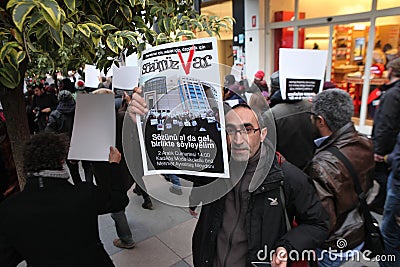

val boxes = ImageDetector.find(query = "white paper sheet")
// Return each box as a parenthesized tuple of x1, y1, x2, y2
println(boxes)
(84, 64, 101, 88)
(112, 66, 140, 90)
(68, 94, 115, 161)
(279, 48, 328, 100)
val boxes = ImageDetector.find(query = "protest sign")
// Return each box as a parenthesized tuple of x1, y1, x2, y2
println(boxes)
(68, 94, 115, 161)
(136, 37, 229, 178)
(112, 66, 140, 96)
(279, 48, 328, 100)
(84, 64, 101, 88)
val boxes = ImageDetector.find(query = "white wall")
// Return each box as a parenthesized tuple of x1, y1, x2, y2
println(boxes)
(244, 0, 265, 79)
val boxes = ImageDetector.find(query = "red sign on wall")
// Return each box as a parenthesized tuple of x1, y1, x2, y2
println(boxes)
(252, 16, 256, 27)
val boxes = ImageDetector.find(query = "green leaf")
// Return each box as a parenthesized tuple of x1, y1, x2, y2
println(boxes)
(133, 16, 146, 29)
(10, 29, 24, 43)
(63, 0, 75, 11)
(115, 36, 124, 50)
(106, 36, 119, 54)
(165, 2, 174, 15)
(6, 48, 19, 69)
(11, 3, 36, 32)
(88, 1, 102, 18)
(128, 0, 135, 7)
(16, 51, 26, 63)
(77, 24, 91, 38)
(86, 23, 103, 35)
(26, 38, 38, 52)
(30, 12, 44, 28)
(91, 36, 100, 47)
(63, 22, 74, 39)
(102, 24, 118, 31)
(0, 64, 21, 89)
(163, 17, 170, 33)
(40, 7, 58, 30)
(137, 0, 146, 9)
(0, 42, 21, 64)
(150, 6, 163, 16)
(158, 18, 165, 33)
(35, 24, 48, 40)
(50, 26, 63, 47)
(190, 19, 203, 31)
(87, 15, 102, 24)
(144, 30, 154, 44)
(6, 0, 26, 9)
(137, 42, 146, 54)
(123, 33, 138, 46)
(38, 0, 62, 31)
(119, 5, 132, 22)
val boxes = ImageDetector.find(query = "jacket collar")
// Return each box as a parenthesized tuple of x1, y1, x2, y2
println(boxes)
(248, 140, 283, 193)
(381, 79, 400, 91)
(315, 122, 355, 153)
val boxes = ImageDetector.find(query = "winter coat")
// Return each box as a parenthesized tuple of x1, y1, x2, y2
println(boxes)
(45, 100, 76, 137)
(304, 122, 374, 250)
(372, 80, 400, 156)
(0, 116, 19, 202)
(387, 133, 400, 179)
(0, 163, 128, 267)
(192, 144, 329, 267)
(31, 92, 58, 115)
(271, 100, 318, 169)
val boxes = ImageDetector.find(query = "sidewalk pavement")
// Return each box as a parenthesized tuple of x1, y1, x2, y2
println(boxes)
(101, 188, 196, 267)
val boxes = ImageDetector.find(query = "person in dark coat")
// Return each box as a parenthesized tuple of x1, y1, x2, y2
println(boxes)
(270, 71, 319, 170)
(0, 110, 19, 203)
(248, 70, 269, 93)
(381, 133, 400, 267)
(0, 133, 128, 267)
(90, 89, 136, 249)
(129, 89, 329, 267)
(31, 84, 58, 132)
(45, 90, 93, 185)
(190, 104, 329, 267)
(371, 57, 400, 214)
(305, 89, 374, 267)
(223, 74, 246, 104)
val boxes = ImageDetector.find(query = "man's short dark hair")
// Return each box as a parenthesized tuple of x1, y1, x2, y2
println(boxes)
(387, 57, 400, 78)
(23, 133, 69, 172)
(312, 89, 353, 132)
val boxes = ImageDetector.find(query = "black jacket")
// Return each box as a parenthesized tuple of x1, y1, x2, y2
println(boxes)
(191, 145, 329, 267)
(271, 100, 318, 169)
(372, 80, 400, 155)
(0, 163, 128, 267)
(31, 92, 58, 115)
(45, 101, 76, 137)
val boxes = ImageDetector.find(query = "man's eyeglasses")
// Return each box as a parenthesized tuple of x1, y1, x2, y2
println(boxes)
(307, 111, 319, 117)
(226, 126, 260, 136)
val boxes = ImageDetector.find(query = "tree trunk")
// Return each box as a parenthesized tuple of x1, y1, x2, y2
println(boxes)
(0, 62, 30, 189)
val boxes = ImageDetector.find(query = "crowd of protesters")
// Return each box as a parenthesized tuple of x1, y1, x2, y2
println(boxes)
(1, 56, 400, 267)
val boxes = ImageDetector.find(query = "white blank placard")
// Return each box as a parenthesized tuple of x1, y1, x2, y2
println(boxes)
(68, 94, 115, 161)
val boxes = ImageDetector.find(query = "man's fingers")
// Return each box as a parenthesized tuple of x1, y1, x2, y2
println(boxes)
(129, 93, 148, 115)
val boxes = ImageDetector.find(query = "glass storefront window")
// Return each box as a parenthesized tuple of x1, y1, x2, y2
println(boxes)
(377, 0, 400, 10)
(297, 0, 372, 20)
(302, 26, 330, 50)
(270, 0, 294, 23)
